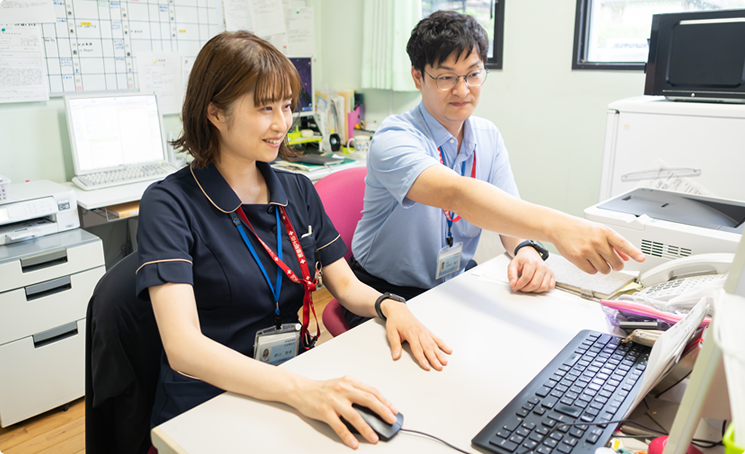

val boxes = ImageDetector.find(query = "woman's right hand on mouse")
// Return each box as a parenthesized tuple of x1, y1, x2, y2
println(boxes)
(287, 375, 398, 449)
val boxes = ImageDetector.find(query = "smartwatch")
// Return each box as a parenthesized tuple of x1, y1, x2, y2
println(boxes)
(514, 240, 549, 261)
(374, 293, 406, 321)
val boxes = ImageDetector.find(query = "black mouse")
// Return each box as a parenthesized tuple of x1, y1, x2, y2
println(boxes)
(340, 404, 404, 441)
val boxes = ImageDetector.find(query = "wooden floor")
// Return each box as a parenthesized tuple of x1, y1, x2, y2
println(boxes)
(0, 288, 335, 454)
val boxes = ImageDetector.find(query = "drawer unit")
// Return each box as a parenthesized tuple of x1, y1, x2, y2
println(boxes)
(0, 229, 104, 427)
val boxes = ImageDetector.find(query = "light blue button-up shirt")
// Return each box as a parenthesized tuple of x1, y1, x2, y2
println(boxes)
(351, 102, 520, 289)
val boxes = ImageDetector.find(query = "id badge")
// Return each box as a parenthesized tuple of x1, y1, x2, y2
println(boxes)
(254, 323, 301, 366)
(435, 242, 463, 279)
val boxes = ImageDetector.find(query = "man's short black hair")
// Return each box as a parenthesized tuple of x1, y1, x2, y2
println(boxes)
(407, 10, 489, 73)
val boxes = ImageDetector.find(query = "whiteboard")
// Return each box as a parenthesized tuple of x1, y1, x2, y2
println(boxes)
(40, 0, 222, 95)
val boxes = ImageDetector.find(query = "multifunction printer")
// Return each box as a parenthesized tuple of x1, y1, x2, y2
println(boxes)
(585, 188, 744, 273)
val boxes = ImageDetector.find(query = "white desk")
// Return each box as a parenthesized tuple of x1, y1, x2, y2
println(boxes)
(151, 255, 613, 453)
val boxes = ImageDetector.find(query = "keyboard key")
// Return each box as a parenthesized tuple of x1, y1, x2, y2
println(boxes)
(497, 428, 512, 438)
(510, 434, 525, 444)
(490, 437, 519, 452)
(503, 418, 523, 431)
(556, 443, 572, 454)
(533, 407, 546, 416)
(550, 432, 563, 441)
(536, 446, 553, 454)
(516, 427, 531, 437)
(569, 427, 585, 438)
(562, 436, 578, 446)
(517, 408, 530, 418)
(563, 352, 582, 366)
(522, 440, 539, 451)
(536, 387, 551, 398)
(529, 432, 545, 443)
(528, 397, 541, 406)
(554, 404, 582, 418)
(542, 396, 558, 409)
(522, 422, 537, 431)
(543, 438, 558, 448)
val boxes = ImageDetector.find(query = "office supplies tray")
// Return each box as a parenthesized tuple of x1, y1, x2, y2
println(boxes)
(472, 330, 650, 454)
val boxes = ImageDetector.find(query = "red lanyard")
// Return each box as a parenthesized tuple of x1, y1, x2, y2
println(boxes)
(438, 147, 477, 223)
(234, 206, 320, 349)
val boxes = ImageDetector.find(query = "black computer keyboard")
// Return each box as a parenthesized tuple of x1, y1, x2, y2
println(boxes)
(472, 330, 650, 454)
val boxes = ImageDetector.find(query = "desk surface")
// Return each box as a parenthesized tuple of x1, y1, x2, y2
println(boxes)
(151, 256, 613, 454)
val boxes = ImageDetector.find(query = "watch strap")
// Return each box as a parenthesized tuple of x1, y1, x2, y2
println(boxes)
(374, 293, 406, 321)
(514, 240, 549, 261)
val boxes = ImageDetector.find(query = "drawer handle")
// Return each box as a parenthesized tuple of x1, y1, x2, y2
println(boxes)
(25, 276, 72, 301)
(33, 321, 78, 348)
(21, 248, 68, 273)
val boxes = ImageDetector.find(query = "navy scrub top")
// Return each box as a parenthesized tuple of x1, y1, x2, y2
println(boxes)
(136, 161, 346, 426)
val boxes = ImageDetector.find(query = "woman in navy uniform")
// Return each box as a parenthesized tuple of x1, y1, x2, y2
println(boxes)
(136, 31, 451, 449)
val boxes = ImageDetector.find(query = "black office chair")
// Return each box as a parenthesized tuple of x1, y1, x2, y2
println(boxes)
(85, 252, 163, 454)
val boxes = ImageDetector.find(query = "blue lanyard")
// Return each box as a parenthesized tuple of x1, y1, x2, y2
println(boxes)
(231, 208, 283, 308)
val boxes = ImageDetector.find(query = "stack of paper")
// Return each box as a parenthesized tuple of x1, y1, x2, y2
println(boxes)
(547, 255, 639, 301)
(714, 290, 745, 445)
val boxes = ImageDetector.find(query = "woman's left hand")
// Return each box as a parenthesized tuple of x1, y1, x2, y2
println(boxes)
(379, 300, 452, 371)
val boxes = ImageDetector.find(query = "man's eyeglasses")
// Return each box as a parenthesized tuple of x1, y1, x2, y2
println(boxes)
(423, 68, 489, 91)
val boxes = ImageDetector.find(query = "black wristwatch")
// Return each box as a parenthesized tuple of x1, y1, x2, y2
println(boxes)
(514, 240, 549, 261)
(374, 293, 406, 321)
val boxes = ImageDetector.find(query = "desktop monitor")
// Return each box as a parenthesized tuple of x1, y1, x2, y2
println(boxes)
(288, 57, 314, 117)
(64, 93, 169, 176)
(644, 9, 745, 102)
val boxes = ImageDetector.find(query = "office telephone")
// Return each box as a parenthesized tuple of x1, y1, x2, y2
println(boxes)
(634, 253, 734, 303)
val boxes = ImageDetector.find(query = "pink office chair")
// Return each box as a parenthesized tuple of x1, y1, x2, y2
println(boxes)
(315, 166, 367, 337)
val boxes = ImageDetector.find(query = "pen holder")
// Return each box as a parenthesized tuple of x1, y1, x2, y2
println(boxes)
(724, 423, 744, 454)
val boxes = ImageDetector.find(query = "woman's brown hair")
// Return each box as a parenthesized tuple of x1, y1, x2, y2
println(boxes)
(173, 31, 301, 168)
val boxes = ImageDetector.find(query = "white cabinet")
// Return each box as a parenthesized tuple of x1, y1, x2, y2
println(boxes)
(0, 229, 104, 427)
(600, 96, 745, 203)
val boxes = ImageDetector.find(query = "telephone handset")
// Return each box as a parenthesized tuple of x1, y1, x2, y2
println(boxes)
(634, 253, 734, 303)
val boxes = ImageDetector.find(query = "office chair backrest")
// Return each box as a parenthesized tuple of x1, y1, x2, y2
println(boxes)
(85, 252, 163, 454)
(315, 166, 367, 337)
(314, 166, 367, 261)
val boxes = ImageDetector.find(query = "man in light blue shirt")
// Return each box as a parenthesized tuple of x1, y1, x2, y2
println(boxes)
(346, 11, 644, 328)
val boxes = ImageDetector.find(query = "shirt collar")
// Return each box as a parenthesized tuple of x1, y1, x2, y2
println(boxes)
(190, 161, 288, 214)
(417, 102, 476, 162)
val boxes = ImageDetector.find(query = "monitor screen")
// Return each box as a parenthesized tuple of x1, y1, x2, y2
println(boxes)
(289, 57, 314, 116)
(644, 9, 745, 102)
(65, 93, 167, 175)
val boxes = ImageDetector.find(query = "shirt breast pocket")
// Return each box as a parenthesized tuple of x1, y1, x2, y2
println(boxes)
(456, 220, 481, 240)
(298, 234, 318, 269)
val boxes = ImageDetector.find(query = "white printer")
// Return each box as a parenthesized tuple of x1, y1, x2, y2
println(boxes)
(0, 180, 105, 427)
(585, 188, 744, 273)
(0, 180, 80, 245)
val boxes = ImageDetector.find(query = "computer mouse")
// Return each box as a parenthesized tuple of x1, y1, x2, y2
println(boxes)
(648, 436, 703, 454)
(340, 404, 404, 441)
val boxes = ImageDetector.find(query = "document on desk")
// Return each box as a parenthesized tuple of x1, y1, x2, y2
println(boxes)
(626, 298, 708, 415)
